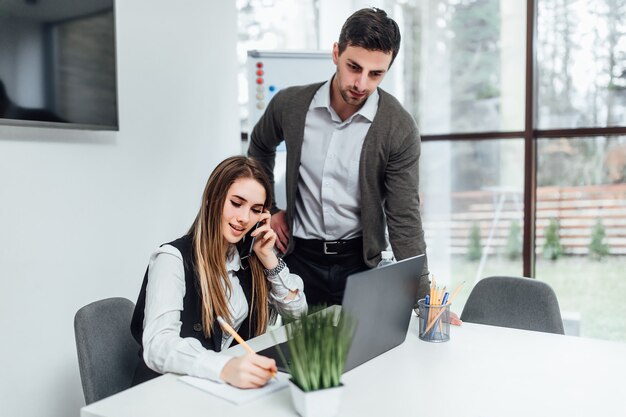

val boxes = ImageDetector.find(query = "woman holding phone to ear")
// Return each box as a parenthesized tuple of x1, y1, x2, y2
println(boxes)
(130, 156, 307, 389)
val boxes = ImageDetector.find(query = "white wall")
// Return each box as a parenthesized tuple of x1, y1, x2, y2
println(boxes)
(0, 2, 240, 417)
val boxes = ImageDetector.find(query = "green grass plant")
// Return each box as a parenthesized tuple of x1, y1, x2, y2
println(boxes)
(277, 307, 355, 392)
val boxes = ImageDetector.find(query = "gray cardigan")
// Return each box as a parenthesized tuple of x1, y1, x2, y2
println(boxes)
(248, 82, 429, 298)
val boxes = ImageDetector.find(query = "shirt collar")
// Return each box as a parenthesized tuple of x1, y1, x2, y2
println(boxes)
(357, 88, 379, 122)
(225, 245, 241, 273)
(311, 75, 379, 123)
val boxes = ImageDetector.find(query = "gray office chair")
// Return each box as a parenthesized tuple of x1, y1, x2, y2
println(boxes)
(74, 297, 139, 404)
(460, 276, 565, 334)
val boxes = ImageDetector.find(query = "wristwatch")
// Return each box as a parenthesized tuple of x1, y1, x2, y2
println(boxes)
(264, 258, 286, 276)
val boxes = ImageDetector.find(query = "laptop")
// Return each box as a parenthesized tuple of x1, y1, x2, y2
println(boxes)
(257, 254, 425, 373)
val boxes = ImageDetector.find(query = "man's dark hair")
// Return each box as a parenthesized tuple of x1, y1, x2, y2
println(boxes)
(337, 7, 401, 66)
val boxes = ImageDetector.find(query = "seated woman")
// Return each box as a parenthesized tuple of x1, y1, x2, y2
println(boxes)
(130, 156, 307, 389)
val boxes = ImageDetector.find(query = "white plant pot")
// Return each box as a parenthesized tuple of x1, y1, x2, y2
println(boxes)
(288, 379, 344, 417)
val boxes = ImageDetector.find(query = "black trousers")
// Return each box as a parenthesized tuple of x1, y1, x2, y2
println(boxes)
(284, 239, 368, 308)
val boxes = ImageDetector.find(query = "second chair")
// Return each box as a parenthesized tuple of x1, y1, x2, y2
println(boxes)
(74, 297, 139, 404)
(460, 276, 565, 334)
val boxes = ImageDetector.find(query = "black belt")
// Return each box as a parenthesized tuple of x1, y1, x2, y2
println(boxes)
(294, 237, 363, 255)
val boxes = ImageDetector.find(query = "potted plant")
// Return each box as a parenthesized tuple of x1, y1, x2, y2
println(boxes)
(276, 306, 355, 417)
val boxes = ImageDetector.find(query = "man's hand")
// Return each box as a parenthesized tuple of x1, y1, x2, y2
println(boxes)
(270, 210, 290, 254)
(450, 311, 462, 326)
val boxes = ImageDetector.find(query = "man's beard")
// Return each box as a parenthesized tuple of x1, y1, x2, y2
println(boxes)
(340, 87, 368, 106)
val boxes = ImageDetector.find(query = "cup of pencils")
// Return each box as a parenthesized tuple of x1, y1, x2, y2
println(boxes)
(417, 297, 450, 342)
(417, 278, 463, 342)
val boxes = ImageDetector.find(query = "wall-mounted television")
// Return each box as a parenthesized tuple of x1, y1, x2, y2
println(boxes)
(0, 0, 118, 130)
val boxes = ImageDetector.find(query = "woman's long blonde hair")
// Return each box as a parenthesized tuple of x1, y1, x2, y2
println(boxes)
(188, 156, 272, 338)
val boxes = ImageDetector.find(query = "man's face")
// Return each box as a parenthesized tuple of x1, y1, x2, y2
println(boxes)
(332, 43, 393, 108)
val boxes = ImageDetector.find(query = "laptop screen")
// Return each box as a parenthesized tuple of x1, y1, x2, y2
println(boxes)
(257, 254, 425, 373)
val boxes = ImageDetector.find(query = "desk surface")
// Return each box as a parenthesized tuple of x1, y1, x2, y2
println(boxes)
(81, 316, 626, 417)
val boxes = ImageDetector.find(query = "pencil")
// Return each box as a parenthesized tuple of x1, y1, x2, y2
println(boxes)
(428, 275, 436, 327)
(423, 281, 465, 334)
(216, 316, 277, 378)
(217, 316, 254, 354)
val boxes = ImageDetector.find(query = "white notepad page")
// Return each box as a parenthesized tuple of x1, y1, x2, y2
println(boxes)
(178, 373, 289, 405)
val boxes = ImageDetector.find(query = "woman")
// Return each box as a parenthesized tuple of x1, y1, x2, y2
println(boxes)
(130, 156, 307, 388)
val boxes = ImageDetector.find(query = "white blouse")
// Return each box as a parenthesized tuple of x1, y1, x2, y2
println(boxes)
(141, 244, 307, 383)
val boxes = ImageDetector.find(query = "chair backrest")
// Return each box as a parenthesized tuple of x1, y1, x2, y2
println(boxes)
(74, 297, 139, 404)
(460, 276, 565, 334)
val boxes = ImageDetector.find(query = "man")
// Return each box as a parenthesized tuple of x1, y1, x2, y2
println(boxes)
(248, 7, 429, 306)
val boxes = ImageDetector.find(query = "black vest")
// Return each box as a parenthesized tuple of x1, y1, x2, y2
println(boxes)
(130, 235, 258, 385)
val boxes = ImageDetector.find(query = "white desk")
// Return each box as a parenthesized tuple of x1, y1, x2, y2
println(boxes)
(81, 317, 626, 417)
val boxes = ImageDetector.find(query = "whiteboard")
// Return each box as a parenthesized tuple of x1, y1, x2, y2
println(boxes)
(247, 50, 335, 128)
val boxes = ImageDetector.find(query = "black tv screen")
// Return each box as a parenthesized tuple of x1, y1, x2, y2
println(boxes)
(0, 0, 117, 130)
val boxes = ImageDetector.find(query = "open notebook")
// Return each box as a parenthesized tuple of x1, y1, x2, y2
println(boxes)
(178, 373, 288, 405)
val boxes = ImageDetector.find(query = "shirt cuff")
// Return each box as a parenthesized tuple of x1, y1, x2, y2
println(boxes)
(267, 266, 304, 303)
(190, 351, 234, 384)
(269, 266, 302, 289)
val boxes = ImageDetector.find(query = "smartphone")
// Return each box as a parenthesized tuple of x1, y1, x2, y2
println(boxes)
(239, 222, 261, 260)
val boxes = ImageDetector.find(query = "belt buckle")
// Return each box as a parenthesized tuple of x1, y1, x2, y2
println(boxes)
(323, 241, 339, 255)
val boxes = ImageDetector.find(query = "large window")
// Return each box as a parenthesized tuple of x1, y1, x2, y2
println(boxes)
(237, 0, 626, 341)
(533, 0, 626, 340)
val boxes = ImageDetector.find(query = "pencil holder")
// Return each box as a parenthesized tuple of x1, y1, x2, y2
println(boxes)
(417, 298, 451, 342)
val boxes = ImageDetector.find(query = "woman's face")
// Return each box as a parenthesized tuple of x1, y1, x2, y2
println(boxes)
(221, 177, 266, 245)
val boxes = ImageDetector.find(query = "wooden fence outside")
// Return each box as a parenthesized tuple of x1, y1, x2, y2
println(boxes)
(422, 183, 626, 256)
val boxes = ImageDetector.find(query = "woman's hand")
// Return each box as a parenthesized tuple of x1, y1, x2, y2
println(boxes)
(251, 211, 279, 269)
(220, 353, 277, 389)
(251, 211, 300, 302)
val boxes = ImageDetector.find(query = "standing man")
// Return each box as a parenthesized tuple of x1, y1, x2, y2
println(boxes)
(248, 7, 429, 306)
